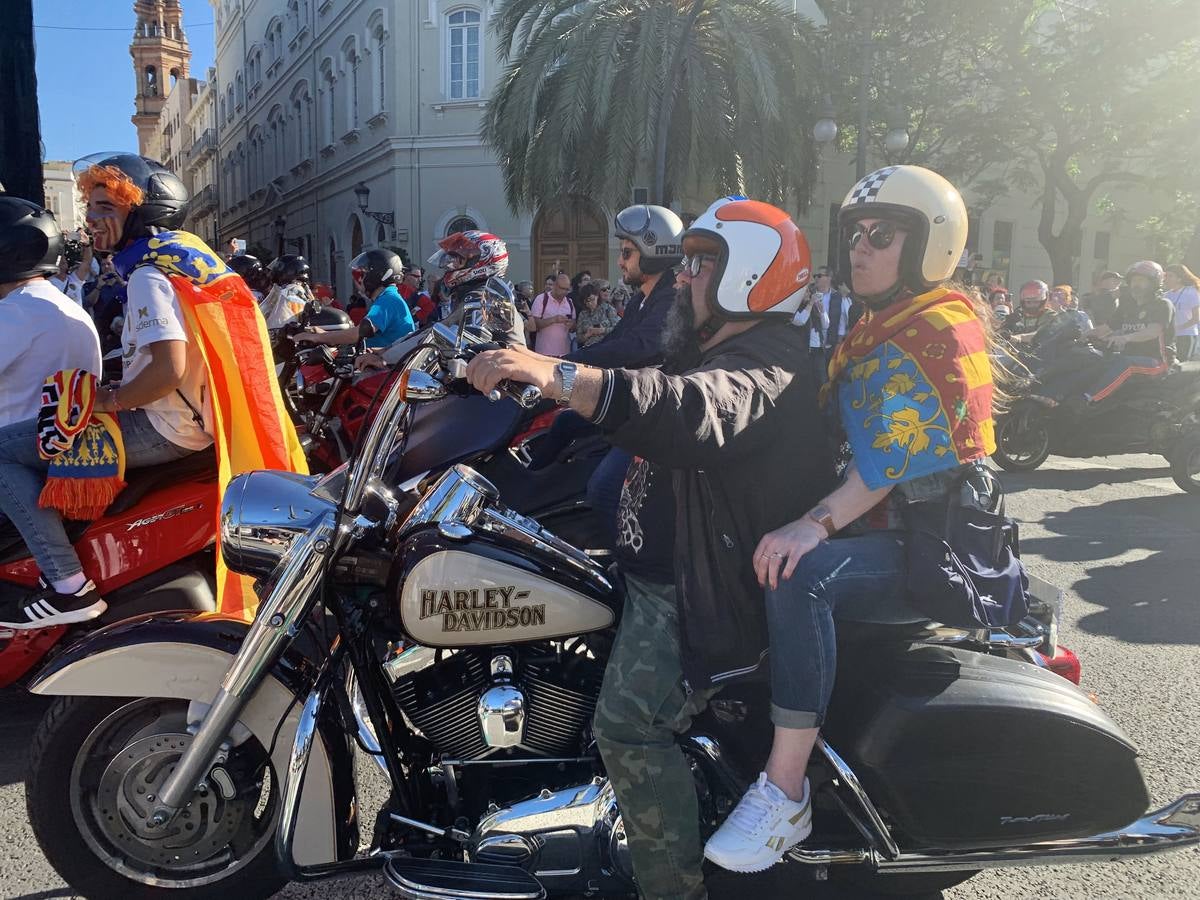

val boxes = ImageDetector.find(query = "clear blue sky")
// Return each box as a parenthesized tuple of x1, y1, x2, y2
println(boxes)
(35, 0, 215, 163)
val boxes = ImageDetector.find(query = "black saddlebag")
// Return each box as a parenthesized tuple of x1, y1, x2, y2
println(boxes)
(822, 643, 1149, 849)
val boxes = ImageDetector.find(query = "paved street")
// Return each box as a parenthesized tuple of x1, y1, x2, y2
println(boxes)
(0, 453, 1197, 899)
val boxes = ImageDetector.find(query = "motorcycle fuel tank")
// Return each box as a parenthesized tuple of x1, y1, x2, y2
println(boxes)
(395, 528, 617, 648)
(822, 642, 1150, 850)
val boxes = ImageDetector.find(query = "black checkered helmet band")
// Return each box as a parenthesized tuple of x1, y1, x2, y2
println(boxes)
(839, 164, 968, 291)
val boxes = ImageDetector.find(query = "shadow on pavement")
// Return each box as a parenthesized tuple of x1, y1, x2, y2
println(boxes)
(1000, 465, 1172, 495)
(1020, 493, 1200, 646)
(0, 689, 52, 788)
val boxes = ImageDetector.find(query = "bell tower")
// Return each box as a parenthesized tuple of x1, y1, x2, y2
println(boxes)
(130, 0, 190, 158)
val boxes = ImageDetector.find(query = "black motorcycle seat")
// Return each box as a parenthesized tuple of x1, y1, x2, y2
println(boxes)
(0, 450, 216, 566)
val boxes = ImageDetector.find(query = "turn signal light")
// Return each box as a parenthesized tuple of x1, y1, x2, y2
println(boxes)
(1038, 645, 1082, 685)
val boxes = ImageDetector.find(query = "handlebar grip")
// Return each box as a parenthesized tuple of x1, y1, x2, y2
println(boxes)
(486, 381, 542, 408)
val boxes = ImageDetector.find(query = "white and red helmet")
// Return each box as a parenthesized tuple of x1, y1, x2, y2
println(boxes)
(682, 197, 813, 321)
(431, 230, 509, 290)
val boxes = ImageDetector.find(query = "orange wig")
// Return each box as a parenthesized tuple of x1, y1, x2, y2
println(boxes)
(77, 164, 145, 211)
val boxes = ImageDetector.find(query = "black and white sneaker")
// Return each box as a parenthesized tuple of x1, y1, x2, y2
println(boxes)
(0, 580, 107, 630)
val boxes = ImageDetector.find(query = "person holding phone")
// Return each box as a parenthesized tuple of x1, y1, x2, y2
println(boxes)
(790, 276, 829, 386)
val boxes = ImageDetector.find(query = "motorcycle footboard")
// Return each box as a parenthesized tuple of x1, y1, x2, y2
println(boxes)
(383, 856, 546, 900)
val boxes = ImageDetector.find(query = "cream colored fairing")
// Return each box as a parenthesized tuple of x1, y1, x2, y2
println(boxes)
(31, 642, 339, 866)
(400, 549, 615, 647)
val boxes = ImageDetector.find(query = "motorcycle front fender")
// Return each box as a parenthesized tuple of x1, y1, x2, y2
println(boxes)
(27, 611, 357, 867)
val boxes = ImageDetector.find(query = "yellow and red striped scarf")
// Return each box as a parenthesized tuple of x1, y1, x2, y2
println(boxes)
(114, 231, 308, 619)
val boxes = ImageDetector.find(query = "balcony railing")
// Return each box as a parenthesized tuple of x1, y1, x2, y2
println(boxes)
(187, 128, 217, 168)
(190, 184, 217, 215)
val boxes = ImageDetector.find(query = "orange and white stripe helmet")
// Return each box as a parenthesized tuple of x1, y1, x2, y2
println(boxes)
(683, 197, 812, 320)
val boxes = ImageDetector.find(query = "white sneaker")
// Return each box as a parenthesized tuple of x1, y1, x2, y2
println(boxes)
(703, 773, 812, 873)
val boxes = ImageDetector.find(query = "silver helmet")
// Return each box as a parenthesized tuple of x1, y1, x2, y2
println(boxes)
(614, 204, 684, 274)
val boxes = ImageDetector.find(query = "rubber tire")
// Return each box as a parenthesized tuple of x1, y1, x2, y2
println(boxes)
(26, 695, 287, 900)
(1170, 433, 1200, 494)
(992, 414, 1051, 472)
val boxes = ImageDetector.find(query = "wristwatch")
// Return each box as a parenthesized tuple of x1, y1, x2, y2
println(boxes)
(555, 361, 578, 407)
(805, 504, 836, 539)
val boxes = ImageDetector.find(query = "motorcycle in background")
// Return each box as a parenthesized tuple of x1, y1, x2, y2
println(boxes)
(22, 280, 1199, 899)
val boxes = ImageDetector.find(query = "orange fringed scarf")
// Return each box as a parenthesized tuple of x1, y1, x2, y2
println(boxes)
(36, 369, 127, 520)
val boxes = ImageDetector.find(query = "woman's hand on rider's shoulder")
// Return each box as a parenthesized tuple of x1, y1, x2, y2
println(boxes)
(753, 517, 827, 591)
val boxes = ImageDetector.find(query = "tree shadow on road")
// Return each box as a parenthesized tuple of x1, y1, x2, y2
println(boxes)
(1020, 493, 1200, 645)
(999, 465, 1172, 495)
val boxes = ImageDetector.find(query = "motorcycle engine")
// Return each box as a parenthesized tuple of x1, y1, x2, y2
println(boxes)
(388, 638, 605, 761)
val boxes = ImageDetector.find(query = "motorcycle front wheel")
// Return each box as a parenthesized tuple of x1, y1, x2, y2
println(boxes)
(992, 413, 1052, 472)
(1170, 432, 1200, 494)
(26, 695, 286, 900)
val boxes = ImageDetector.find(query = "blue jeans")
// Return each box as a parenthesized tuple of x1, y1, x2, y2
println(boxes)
(0, 410, 199, 581)
(587, 447, 632, 551)
(765, 531, 915, 729)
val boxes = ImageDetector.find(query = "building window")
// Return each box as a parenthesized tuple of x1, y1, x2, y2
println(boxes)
(992, 220, 1013, 281)
(235, 73, 244, 108)
(446, 215, 478, 236)
(226, 86, 235, 120)
(321, 67, 336, 146)
(372, 23, 386, 113)
(145, 65, 158, 97)
(1094, 230, 1111, 264)
(446, 9, 481, 100)
(347, 48, 360, 128)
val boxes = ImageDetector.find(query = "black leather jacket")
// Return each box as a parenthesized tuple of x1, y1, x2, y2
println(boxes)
(567, 273, 675, 369)
(590, 320, 837, 689)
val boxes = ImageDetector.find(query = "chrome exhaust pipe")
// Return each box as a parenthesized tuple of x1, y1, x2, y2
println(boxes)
(788, 793, 1200, 875)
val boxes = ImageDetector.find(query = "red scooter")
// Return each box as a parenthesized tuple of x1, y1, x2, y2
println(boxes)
(0, 452, 218, 686)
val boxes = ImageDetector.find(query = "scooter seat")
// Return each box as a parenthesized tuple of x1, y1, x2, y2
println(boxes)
(0, 450, 217, 566)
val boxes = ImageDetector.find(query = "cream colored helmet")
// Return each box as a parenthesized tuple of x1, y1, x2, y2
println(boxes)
(838, 165, 968, 294)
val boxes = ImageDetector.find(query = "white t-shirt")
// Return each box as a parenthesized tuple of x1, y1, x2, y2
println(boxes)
(822, 291, 853, 343)
(792, 297, 826, 348)
(48, 272, 86, 305)
(0, 279, 102, 428)
(1168, 286, 1200, 337)
(121, 267, 214, 451)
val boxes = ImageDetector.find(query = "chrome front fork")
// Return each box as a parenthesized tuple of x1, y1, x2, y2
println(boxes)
(146, 512, 339, 827)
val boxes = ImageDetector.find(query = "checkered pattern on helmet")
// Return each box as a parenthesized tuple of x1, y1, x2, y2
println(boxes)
(848, 166, 900, 205)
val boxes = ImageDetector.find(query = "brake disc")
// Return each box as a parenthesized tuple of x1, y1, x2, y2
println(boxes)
(93, 732, 247, 869)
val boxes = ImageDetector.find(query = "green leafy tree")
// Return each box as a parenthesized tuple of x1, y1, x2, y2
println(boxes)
(819, 0, 1200, 284)
(484, 0, 821, 213)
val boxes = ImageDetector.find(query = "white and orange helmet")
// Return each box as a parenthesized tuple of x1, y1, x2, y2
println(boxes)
(682, 198, 813, 321)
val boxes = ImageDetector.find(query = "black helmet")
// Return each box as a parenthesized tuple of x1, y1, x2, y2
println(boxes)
(268, 254, 311, 286)
(0, 196, 63, 283)
(227, 253, 262, 279)
(74, 152, 189, 245)
(310, 304, 353, 330)
(351, 247, 404, 295)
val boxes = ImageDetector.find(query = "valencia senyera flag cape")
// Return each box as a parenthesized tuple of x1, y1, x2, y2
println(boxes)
(114, 231, 308, 619)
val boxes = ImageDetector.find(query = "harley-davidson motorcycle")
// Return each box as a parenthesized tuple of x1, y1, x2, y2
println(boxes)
(23, 289, 1200, 899)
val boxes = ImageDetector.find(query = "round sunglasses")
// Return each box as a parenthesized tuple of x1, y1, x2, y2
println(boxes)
(847, 220, 903, 251)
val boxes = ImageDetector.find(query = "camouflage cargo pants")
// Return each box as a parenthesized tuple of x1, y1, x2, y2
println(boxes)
(593, 575, 719, 900)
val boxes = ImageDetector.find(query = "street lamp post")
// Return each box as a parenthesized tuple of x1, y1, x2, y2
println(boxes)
(811, 11, 909, 181)
(354, 182, 395, 240)
(273, 215, 285, 258)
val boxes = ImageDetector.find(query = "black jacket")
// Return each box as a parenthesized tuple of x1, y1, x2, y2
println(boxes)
(591, 321, 837, 689)
(567, 273, 674, 369)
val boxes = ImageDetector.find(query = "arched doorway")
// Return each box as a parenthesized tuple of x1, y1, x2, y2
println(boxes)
(532, 198, 608, 284)
(349, 214, 364, 258)
(328, 236, 339, 300)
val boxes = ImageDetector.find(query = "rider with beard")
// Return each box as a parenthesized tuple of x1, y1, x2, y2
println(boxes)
(466, 198, 836, 900)
(526, 205, 685, 549)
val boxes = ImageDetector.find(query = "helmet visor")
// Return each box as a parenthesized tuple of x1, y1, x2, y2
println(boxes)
(614, 205, 651, 237)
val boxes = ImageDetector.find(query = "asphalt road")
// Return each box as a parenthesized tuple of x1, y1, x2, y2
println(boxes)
(0, 453, 1197, 899)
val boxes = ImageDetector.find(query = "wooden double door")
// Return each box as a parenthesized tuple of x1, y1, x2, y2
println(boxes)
(532, 198, 609, 284)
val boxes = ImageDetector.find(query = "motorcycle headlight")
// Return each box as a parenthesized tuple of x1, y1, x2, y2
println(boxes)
(220, 470, 333, 578)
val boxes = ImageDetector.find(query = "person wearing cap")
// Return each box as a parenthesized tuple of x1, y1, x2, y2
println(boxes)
(1076, 261, 1174, 402)
(1081, 270, 1123, 324)
(467, 198, 835, 900)
(703, 166, 999, 874)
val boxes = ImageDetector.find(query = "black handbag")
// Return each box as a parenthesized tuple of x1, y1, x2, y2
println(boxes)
(902, 473, 1030, 630)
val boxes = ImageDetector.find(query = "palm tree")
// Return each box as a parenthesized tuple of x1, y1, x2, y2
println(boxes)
(484, 0, 821, 214)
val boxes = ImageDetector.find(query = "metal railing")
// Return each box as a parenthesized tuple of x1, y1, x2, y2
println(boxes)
(187, 128, 217, 167)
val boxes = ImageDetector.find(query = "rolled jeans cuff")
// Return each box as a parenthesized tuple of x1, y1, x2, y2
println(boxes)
(770, 702, 822, 730)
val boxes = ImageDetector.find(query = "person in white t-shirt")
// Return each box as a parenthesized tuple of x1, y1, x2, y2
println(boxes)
(0, 198, 102, 429)
(0, 155, 208, 630)
(48, 244, 91, 305)
(1165, 263, 1200, 362)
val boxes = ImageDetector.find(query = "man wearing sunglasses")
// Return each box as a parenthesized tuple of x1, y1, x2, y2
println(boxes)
(466, 198, 835, 899)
